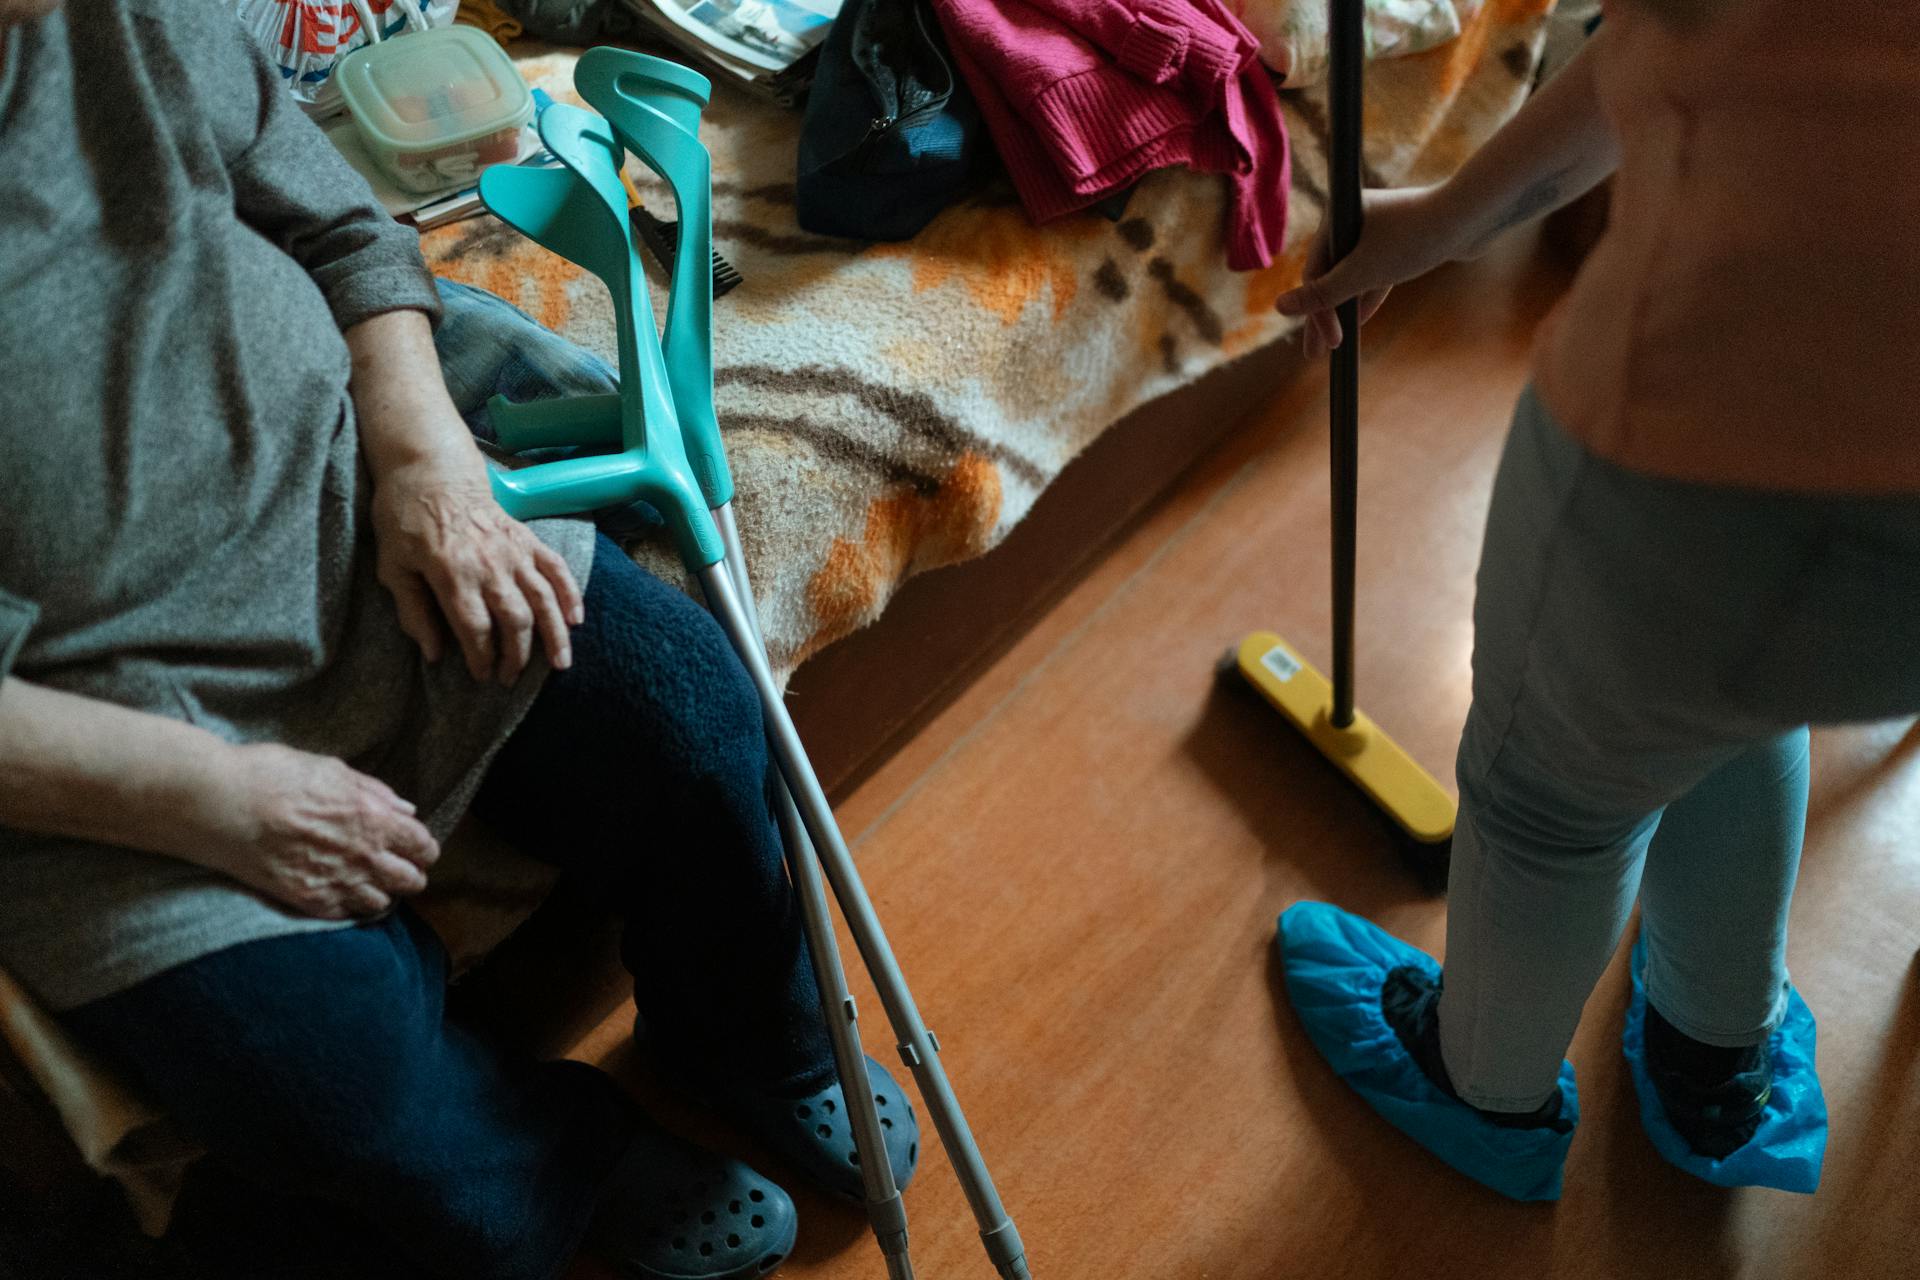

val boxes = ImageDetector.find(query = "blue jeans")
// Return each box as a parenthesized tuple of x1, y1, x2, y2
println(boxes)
(432, 278, 617, 437)
(431, 278, 659, 536)
(1438, 389, 1920, 1110)
(59, 535, 834, 1279)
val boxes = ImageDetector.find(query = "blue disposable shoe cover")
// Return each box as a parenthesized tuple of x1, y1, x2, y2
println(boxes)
(1277, 901, 1577, 1202)
(1623, 938, 1826, 1193)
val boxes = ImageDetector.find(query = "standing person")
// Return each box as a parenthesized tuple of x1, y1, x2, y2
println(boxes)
(1273, 0, 1919, 1200)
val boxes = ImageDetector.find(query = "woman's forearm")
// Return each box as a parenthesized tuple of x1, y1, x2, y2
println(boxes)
(345, 308, 483, 479)
(1432, 29, 1622, 258)
(0, 676, 234, 859)
(0, 676, 442, 918)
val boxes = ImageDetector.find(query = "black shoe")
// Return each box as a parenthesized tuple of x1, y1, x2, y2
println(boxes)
(1381, 966, 1571, 1133)
(699, 1054, 921, 1205)
(649, 1032, 921, 1206)
(589, 1121, 799, 1280)
(1642, 1003, 1772, 1160)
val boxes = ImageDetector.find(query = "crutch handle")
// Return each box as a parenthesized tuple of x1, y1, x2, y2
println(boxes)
(487, 392, 622, 452)
(490, 452, 722, 565)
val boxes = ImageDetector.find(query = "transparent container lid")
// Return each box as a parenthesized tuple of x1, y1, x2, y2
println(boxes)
(336, 26, 533, 152)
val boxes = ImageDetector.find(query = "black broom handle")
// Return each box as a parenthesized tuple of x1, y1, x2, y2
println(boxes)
(1328, 0, 1364, 729)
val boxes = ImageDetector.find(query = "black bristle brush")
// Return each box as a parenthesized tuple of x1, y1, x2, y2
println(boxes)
(620, 172, 742, 298)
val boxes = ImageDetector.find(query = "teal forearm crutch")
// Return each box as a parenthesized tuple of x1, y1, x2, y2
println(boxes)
(479, 51, 1032, 1280)
(486, 72, 917, 1280)
(496, 54, 911, 1276)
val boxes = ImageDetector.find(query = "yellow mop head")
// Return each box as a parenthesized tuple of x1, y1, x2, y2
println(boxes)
(1233, 632, 1455, 846)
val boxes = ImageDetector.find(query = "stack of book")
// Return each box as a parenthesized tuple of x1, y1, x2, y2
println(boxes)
(614, 0, 840, 104)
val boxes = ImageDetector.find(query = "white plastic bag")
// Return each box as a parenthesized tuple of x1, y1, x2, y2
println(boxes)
(1243, 0, 1473, 87)
(234, 0, 462, 119)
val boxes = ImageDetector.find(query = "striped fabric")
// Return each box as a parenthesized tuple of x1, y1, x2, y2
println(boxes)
(427, 2, 1555, 678)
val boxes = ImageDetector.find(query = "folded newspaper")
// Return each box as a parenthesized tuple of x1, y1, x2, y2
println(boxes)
(614, 0, 839, 103)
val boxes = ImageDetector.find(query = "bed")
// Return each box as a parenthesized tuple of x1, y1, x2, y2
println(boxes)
(428, 4, 1555, 682)
(0, 0, 1558, 1235)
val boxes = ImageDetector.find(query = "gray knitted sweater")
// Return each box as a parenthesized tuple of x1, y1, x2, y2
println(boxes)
(0, 1, 592, 1009)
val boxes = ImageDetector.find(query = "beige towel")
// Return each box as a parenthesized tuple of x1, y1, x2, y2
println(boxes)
(0, 968, 197, 1235)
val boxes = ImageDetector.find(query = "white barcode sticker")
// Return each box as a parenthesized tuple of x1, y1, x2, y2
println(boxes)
(1261, 645, 1301, 683)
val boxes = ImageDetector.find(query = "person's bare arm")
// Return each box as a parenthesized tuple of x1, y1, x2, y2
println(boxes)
(0, 676, 437, 919)
(1276, 29, 1622, 355)
(347, 309, 584, 687)
(1427, 24, 1621, 258)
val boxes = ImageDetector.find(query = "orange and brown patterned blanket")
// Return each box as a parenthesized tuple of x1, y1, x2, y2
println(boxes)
(1, 0, 1554, 1229)
(425, 0, 1555, 675)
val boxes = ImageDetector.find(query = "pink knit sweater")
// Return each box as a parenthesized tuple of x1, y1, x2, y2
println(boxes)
(931, 0, 1290, 271)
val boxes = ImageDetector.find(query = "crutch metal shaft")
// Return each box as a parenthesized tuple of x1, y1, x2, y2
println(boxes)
(779, 792, 914, 1280)
(712, 506, 913, 1279)
(695, 563, 1033, 1280)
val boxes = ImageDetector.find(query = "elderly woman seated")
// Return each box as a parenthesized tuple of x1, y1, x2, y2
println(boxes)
(0, 3, 916, 1277)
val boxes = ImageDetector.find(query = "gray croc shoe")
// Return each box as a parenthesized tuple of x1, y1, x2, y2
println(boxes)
(712, 1055, 921, 1205)
(589, 1122, 798, 1279)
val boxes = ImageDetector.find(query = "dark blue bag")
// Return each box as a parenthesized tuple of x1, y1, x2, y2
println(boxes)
(795, 0, 981, 241)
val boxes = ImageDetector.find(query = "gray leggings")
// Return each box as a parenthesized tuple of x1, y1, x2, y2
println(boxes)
(1438, 389, 1920, 1110)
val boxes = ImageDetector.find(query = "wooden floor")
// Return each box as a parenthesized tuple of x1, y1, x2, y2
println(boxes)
(583, 233, 1920, 1280)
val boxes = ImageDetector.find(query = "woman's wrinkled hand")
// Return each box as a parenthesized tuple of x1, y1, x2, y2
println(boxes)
(1275, 185, 1468, 361)
(193, 743, 440, 920)
(370, 450, 584, 686)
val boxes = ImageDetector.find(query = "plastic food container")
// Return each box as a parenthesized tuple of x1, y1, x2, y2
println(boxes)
(336, 26, 533, 196)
